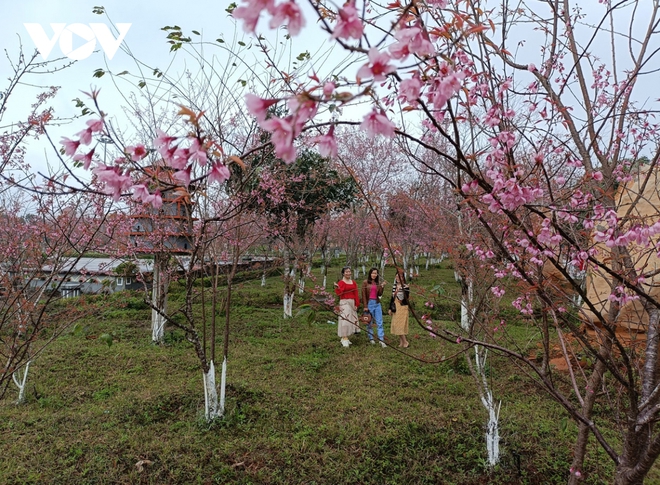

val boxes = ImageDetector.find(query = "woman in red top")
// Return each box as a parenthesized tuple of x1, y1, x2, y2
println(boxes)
(334, 267, 359, 347)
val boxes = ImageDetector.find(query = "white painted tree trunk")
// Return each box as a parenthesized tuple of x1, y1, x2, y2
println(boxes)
(299, 278, 305, 294)
(461, 280, 501, 467)
(426, 258, 430, 270)
(380, 258, 386, 273)
(475, 347, 501, 466)
(283, 293, 293, 318)
(322, 275, 327, 288)
(261, 273, 266, 286)
(219, 356, 227, 417)
(362, 264, 366, 276)
(203, 360, 220, 421)
(151, 255, 168, 344)
(12, 360, 31, 404)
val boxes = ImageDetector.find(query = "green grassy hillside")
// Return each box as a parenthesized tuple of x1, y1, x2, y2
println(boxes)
(0, 263, 643, 484)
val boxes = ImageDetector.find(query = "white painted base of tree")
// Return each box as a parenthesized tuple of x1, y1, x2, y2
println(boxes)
(476, 347, 501, 466)
(12, 360, 31, 404)
(219, 356, 227, 417)
(261, 273, 266, 286)
(152, 310, 166, 343)
(322, 275, 326, 288)
(203, 360, 220, 421)
(461, 282, 501, 466)
(299, 279, 305, 294)
(283, 293, 293, 318)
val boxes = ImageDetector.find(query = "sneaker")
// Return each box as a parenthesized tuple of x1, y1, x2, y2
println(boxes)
(341, 339, 350, 348)
(370, 340, 375, 345)
(379, 341, 387, 348)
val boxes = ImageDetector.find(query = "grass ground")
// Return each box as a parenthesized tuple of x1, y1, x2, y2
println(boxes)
(0, 262, 653, 484)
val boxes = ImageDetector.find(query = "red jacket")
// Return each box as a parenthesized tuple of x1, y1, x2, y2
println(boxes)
(335, 280, 360, 307)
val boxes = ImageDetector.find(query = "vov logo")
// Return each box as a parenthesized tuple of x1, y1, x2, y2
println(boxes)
(24, 23, 131, 61)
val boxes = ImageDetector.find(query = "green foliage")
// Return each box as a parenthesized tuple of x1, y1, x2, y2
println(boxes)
(240, 148, 358, 240)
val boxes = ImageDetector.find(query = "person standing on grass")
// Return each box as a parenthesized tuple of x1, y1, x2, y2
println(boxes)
(334, 267, 360, 347)
(388, 268, 410, 348)
(362, 267, 387, 347)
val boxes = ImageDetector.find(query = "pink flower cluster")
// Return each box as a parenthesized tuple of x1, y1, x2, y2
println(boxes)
(233, 0, 305, 36)
(61, 115, 231, 207)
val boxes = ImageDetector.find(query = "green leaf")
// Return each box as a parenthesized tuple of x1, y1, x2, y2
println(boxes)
(216, 38, 225, 43)
(226, 2, 237, 13)
(92, 5, 105, 14)
(138, 80, 146, 88)
(99, 333, 113, 347)
(238, 41, 246, 46)
(296, 304, 316, 324)
(116, 70, 129, 76)
(92, 68, 105, 78)
(192, 30, 200, 35)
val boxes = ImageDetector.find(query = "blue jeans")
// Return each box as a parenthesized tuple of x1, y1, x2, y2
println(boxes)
(367, 299, 384, 341)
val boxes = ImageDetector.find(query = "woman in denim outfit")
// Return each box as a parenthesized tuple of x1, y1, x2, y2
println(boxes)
(361, 267, 387, 347)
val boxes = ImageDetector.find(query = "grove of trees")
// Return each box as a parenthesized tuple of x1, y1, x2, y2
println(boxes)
(3, 1, 660, 483)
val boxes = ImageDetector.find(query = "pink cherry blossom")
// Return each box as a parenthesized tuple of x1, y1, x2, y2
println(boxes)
(312, 126, 338, 158)
(209, 163, 231, 183)
(399, 77, 422, 104)
(73, 149, 95, 170)
(261, 116, 297, 163)
(143, 190, 163, 209)
(76, 127, 93, 145)
(86, 119, 104, 133)
(331, 2, 363, 40)
(389, 27, 434, 60)
(154, 129, 177, 149)
(323, 82, 335, 99)
(60, 137, 81, 156)
(233, 0, 275, 33)
(174, 167, 192, 186)
(269, 1, 305, 36)
(188, 139, 208, 166)
(93, 165, 132, 201)
(131, 184, 151, 203)
(357, 48, 396, 82)
(360, 110, 396, 138)
(126, 144, 147, 162)
(245, 94, 278, 122)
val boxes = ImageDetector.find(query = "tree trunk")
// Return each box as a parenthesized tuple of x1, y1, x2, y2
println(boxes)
(219, 355, 227, 417)
(151, 253, 169, 343)
(568, 350, 609, 484)
(12, 360, 30, 404)
(203, 360, 219, 421)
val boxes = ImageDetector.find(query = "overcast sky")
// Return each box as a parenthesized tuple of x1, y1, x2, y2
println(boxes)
(2, 0, 316, 175)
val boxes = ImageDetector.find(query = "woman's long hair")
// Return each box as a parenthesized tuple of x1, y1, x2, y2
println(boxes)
(367, 267, 379, 284)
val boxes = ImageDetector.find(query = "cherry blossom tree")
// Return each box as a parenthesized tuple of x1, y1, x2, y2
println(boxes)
(243, 146, 357, 316)
(229, 0, 660, 482)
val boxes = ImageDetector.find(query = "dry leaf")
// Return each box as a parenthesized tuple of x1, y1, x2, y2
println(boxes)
(135, 459, 153, 472)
